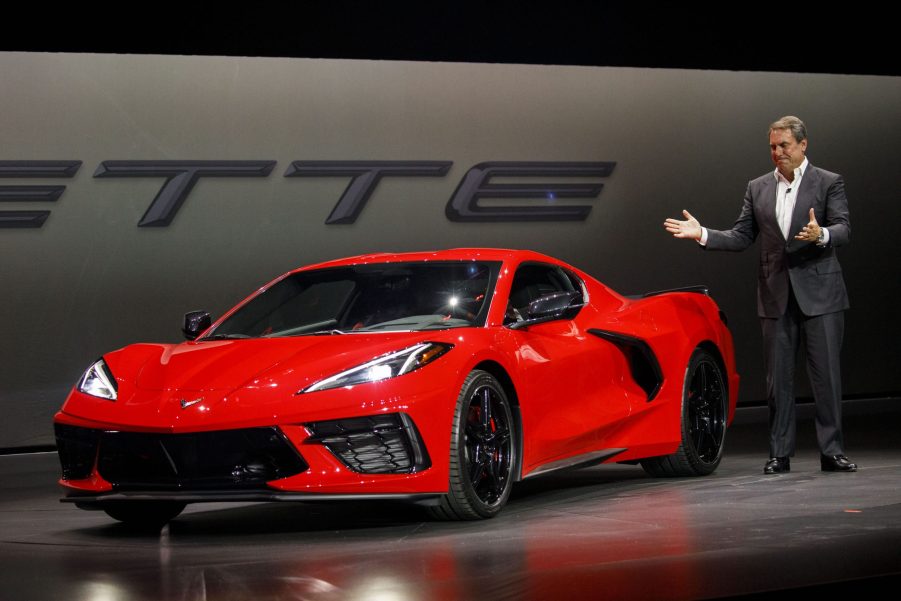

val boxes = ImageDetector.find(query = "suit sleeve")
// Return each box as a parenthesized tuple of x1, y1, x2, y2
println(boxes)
(823, 175, 850, 247)
(703, 182, 759, 252)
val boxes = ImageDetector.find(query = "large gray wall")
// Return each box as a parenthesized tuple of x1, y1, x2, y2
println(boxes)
(2, 52, 899, 448)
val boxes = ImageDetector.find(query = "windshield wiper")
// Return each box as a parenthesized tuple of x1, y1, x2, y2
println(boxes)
(419, 323, 469, 330)
(200, 334, 252, 340)
(261, 327, 347, 338)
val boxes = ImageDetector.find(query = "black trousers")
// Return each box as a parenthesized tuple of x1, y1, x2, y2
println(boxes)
(761, 290, 845, 457)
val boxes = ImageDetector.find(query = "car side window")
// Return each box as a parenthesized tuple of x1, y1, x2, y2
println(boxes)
(506, 263, 585, 323)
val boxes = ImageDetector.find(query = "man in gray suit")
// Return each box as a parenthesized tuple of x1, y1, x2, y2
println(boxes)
(664, 116, 857, 474)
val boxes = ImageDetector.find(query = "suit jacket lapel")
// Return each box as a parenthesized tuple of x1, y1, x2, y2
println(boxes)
(758, 176, 781, 240)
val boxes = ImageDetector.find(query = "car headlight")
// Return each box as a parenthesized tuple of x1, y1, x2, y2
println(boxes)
(77, 358, 118, 401)
(299, 342, 453, 394)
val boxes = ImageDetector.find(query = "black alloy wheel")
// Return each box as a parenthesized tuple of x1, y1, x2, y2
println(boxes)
(429, 370, 516, 520)
(640, 348, 727, 477)
(686, 355, 727, 468)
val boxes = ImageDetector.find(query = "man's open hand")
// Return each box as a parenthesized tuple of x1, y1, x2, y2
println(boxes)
(664, 210, 702, 241)
(795, 208, 823, 242)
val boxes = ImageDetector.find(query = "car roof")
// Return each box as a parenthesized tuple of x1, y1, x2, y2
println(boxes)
(295, 248, 568, 271)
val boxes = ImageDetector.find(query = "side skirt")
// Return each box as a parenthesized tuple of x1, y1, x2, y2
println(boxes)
(63, 491, 444, 507)
(524, 448, 627, 479)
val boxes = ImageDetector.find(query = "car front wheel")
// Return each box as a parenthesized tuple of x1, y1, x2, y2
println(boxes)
(429, 370, 516, 520)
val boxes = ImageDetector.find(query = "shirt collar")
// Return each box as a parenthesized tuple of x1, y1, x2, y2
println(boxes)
(774, 157, 809, 185)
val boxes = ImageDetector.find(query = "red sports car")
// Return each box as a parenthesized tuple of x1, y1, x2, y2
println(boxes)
(55, 249, 738, 525)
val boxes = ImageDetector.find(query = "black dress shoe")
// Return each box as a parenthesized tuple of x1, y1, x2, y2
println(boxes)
(764, 457, 790, 474)
(821, 454, 858, 472)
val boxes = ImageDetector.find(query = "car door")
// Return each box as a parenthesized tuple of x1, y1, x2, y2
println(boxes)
(504, 262, 633, 470)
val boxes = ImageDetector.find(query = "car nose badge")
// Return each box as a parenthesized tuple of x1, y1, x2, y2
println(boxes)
(180, 397, 203, 409)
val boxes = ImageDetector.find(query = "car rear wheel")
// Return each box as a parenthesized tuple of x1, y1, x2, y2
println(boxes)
(641, 348, 727, 477)
(429, 370, 515, 520)
(101, 501, 186, 527)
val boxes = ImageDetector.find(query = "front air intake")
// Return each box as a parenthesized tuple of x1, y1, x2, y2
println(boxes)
(305, 413, 431, 474)
(55, 424, 101, 480)
(96, 427, 307, 490)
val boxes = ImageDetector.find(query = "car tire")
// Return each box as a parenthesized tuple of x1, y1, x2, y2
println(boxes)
(429, 370, 516, 520)
(640, 348, 727, 477)
(102, 501, 186, 527)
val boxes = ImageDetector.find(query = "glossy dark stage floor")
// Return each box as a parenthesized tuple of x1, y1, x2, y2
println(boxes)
(2, 402, 900, 601)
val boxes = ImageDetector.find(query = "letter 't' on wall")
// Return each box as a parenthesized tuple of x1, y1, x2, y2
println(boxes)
(285, 161, 453, 224)
(93, 161, 276, 227)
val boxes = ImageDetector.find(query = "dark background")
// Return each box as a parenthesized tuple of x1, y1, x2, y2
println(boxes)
(3, 4, 897, 76)
(1, 5, 898, 449)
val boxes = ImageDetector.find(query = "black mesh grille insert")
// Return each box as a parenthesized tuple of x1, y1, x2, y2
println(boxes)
(55, 424, 102, 480)
(93, 427, 307, 491)
(305, 413, 430, 474)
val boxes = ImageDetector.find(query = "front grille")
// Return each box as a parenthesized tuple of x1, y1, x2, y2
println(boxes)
(55, 424, 101, 480)
(305, 413, 430, 474)
(55, 426, 308, 491)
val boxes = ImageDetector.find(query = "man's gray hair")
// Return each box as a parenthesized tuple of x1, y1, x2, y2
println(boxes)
(769, 116, 807, 142)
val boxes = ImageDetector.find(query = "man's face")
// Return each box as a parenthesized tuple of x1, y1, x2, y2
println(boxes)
(769, 128, 807, 176)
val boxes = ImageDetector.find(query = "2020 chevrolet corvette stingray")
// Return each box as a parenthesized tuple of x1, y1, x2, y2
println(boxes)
(55, 249, 738, 525)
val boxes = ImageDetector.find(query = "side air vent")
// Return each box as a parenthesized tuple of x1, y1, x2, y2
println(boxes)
(588, 329, 664, 401)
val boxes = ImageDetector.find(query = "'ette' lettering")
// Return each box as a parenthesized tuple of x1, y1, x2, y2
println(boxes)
(0, 159, 617, 228)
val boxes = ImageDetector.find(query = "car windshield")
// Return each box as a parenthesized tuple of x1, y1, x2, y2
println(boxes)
(204, 261, 501, 338)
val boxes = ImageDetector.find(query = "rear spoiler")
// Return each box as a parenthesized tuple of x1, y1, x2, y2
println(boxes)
(626, 285, 709, 300)
(627, 285, 729, 327)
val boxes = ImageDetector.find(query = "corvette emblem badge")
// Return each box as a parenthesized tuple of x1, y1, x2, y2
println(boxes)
(180, 397, 203, 409)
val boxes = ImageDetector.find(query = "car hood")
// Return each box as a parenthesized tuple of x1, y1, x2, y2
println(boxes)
(123, 332, 448, 394)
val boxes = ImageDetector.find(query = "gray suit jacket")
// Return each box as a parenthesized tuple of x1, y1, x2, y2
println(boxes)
(705, 164, 850, 318)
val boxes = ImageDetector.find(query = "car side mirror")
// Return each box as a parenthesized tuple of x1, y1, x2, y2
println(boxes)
(508, 291, 584, 330)
(525, 291, 582, 320)
(183, 311, 211, 340)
